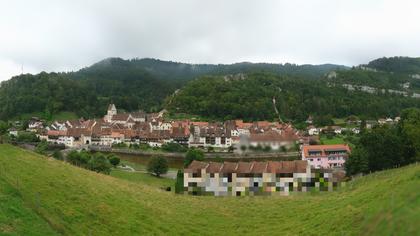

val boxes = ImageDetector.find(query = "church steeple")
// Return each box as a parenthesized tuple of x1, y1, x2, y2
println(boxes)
(107, 104, 117, 116)
(104, 104, 117, 122)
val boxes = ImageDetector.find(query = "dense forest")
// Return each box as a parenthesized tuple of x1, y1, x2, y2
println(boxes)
(167, 72, 420, 122)
(0, 58, 346, 120)
(0, 69, 176, 120)
(1, 56, 419, 122)
(366, 56, 420, 74)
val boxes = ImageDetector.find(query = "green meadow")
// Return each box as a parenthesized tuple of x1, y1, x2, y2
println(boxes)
(0, 144, 419, 235)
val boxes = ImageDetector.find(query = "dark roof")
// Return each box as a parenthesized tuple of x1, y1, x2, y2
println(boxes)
(112, 113, 130, 121)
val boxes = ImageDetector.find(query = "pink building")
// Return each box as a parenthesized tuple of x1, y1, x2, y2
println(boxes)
(302, 144, 351, 169)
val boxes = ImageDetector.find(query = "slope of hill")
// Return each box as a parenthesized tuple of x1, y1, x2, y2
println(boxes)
(366, 56, 420, 74)
(128, 58, 348, 80)
(0, 58, 345, 121)
(0, 144, 419, 235)
(167, 73, 420, 121)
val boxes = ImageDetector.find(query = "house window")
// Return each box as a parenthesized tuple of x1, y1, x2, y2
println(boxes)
(228, 174, 232, 182)
(254, 182, 259, 187)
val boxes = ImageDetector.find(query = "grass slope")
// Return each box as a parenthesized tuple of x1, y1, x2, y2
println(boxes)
(0, 144, 419, 235)
(110, 169, 174, 190)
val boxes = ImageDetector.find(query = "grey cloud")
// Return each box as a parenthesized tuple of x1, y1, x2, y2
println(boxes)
(1, 0, 420, 81)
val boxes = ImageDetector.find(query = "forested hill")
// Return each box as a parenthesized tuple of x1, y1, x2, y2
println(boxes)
(365, 56, 420, 74)
(77, 57, 348, 80)
(166, 73, 420, 122)
(0, 58, 346, 120)
(2, 56, 420, 122)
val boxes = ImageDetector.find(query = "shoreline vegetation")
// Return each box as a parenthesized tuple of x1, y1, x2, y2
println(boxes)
(89, 145, 300, 159)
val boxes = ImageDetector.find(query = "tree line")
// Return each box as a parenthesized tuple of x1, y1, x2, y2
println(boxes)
(345, 108, 420, 176)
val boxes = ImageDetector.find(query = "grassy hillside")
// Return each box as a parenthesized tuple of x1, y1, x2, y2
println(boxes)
(0, 144, 419, 235)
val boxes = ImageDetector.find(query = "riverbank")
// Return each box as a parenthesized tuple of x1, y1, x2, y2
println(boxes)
(89, 145, 300, 159)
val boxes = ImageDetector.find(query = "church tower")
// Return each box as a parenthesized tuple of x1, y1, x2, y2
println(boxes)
(104, 104, 117, 122)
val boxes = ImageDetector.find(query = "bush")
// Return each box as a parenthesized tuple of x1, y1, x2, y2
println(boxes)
(67, 150, 90, 167)
(139, 143, 151, 150)
(161, 142, 187, 152)
(88, 153, 112, 174)
(0, 120, 9, 134)
(108, 154, 120, 167)
(263, 146, 272, 152)
(184, 149, 204, 167)
(130, 143, 140, 149)
(278, 146, 286, 153)
(175, 170, 184, 194)
(35, 140, 48, 155)
(17, 132, 40, 143)
(147, 156, 168, 177)
(52, 150, 63, 160)
(112, 143, 128, 148)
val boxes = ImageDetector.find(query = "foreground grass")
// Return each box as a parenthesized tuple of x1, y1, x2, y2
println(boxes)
(0, 178, 57, 235)
(110, 169, 174, 191)
(0, 144, 419, 235)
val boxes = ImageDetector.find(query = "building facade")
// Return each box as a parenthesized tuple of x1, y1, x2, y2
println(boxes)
(301, 144, 351, 169)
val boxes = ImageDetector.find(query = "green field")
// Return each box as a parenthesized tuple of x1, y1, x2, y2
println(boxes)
(0, 144, 419, 235)
(320, 135, 346, 145)
(110, 169, 174, 190)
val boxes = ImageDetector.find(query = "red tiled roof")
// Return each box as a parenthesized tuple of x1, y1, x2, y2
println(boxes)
(250, 161, 268, 173)
(191, 122, 209, 127)
(302, 144, 351, 159)
(220, 162, 238, 173)
(249, 130, 297, 142)
(206, 162, 223, 173)
(184, 160, 208, 173)
(187, 160, 308, 174)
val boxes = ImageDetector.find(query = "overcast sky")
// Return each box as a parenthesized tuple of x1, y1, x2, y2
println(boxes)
(1, 0, 420, 81)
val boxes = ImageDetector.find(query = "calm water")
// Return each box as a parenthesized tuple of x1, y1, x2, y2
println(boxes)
(113, 152, 299, 169)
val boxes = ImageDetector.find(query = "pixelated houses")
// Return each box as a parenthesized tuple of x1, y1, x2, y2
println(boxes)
(184, 160, 341, 196)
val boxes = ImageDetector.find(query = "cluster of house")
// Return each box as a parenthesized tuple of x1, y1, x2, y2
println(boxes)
(184, 143, 351, 196)
(184, 160, 343, 196)
(305, 115, 401, 136)
(33, 104, 299, 151)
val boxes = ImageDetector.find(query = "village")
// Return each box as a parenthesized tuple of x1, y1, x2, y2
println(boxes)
(6, 104, 401, 170)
